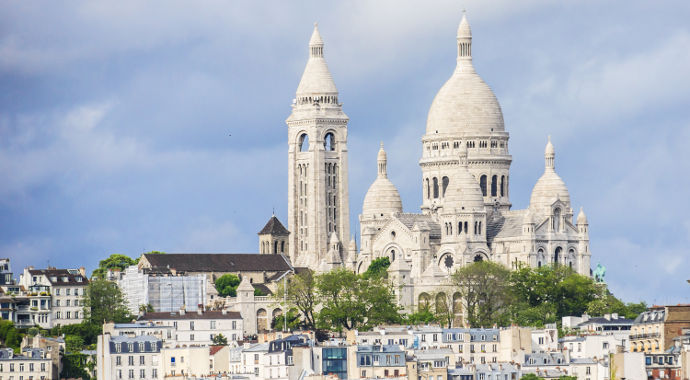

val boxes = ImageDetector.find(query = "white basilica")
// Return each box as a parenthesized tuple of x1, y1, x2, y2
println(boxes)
(282, 14, 591, 310)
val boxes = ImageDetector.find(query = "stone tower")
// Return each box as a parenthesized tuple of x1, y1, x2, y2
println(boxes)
(287, 23, 350, 268)
(420, 13, 512, 216)
(258, 215, 289, 255)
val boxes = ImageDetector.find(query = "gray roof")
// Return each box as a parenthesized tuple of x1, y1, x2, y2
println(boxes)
(524, 352, 567, 366)
(141, 253, 293, 273)
(357, 344, 404, 353)
(258, 216, 290, 236)
(634, 309, 666, 324)
(578, 316, 633, 326)
(243, 343, 269, 353)
(396, 214, 442, 239)
(487, 211, 525, 244)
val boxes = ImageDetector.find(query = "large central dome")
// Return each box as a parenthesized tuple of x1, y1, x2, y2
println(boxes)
(425, 14, 504, 136)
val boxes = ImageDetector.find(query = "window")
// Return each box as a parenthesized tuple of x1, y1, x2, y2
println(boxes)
(442, 177, 449, 197)
(116, 356, 122, 366)
(190, 321, 194, 330)
(210, 321, 216, 329)
(152, 369, 157, 378)
(128, 369, 134, 379)
(140, 369, 145, 378)
(586, 366, 591, 375)
(480, 175, 487, 196)
(66, 288, 71, 296)
(433, 177, 439, 198)
(491, 175, 497, 196)
(299, 134, 309, 152)
(190, 334, 194, 341)
(140, 356, 145, 365)
(128, 356, 134, 366)
(116, 344, 122, 353)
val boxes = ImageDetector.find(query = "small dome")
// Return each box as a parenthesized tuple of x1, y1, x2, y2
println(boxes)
(529, 137, 570, 213)
(362, 143, 403, 217)
(426, 13, 504, 136)
(577, 207, 588, 224)
(529, 171, 571, 213)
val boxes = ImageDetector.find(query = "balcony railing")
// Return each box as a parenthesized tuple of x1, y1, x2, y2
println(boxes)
(630, 333, 660, 340)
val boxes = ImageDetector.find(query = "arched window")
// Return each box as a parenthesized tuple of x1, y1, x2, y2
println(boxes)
(274, 241, 278, 254)
(390, 249, 396, 262)
(281, 241, 285, 253)
(324, 132, 335, 151)
(299, 134, 309, 152)
(553, 208, 561, 231)
(442, 177, 449, 197)
(500, 176, 505, 197)
(474, 255, 483, 262)
(480, 175, 487, 196)
(464, 221, 468, 233)
(491, 175, 498, 197)
(433, 177, 439, 198)
(425, 178, 430, 199)
(458, 221, 462, 234)
(554, 247, 562, 265)
(478, 221, 482, 235)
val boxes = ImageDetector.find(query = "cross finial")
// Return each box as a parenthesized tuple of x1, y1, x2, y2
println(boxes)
(314, 22, 318, 28)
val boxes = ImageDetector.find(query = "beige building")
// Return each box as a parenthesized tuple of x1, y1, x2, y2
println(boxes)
(630, 304, 690, 353)
(0, 348, 54, 380)
(19, 267, 88, 327)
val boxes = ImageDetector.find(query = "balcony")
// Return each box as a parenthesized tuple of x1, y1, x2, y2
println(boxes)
(630, 333, 660, 340)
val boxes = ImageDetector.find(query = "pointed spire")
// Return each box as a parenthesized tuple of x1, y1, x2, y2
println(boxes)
(457, 11, 472, 59)
(295, 23, 339, 100)
(377, 142, 388, 178)
(577, 207, 588, 224)
(544, 135, 555, 170)
(309, 22, 324, 57)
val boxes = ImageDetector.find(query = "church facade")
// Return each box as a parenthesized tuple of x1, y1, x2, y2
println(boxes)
(282, 15, 591, 310)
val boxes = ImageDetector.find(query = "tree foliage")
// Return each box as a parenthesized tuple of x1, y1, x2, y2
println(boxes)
(451, 261, 512, 327)
(0, 320, 22, 350)
(91, 254, 139, 279)
(215, 274, 241, 297)
(362, 257, 390, 280)
(212, 333, 228, 345)
(275, 270, 317, 329)
(271, 309, 302, 331)
(65, 334, 85, 353)
(62, 353, 92, 380)
(316, 268, 401, 332)
(83, 278, 132, 324)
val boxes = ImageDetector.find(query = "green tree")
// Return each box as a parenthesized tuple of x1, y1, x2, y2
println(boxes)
(254, 287, 267, 296)
(520, 374, 543, 380)
(362, 257, 390, 279)
(91, 254, 139, 279)
(139, 303, 154, 313)
(404, 309, 437, 325)
(271, 309, 302, 331)
(83, 278, 132, 324)
(316, 268, 401, 332)
(212, 333, 228, 345)
(451, 261, 512, 327)
(62, 353, 91, 380)
(65, 334, 85, 353)
(0, 320, 23, 350)
(274, 270, 317, 329)
(510, 265, 599, 326)
(215, 274, 241, 297)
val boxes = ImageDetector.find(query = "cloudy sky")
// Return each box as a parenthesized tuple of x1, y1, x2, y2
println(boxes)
(1, 1, 689, 304)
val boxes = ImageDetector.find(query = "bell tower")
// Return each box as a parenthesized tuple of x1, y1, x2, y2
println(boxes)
(287, 23, 350, 269)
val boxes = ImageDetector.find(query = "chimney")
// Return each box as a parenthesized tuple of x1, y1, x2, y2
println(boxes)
(611, 313, 619, 320)
(78, 267, 86, 277)
(222, 309, 227, 315)
(604, 314, 611, 321)
(197, 308, 203, 316)
(179, 308, 185, 316)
